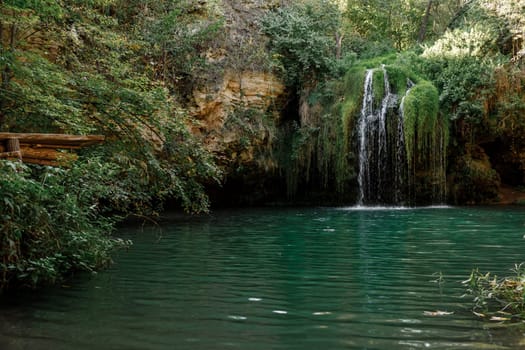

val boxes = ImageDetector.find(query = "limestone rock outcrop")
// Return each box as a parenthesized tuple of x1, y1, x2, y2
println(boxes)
(191, 70, 284, 173)
(189, 0, 286, 178)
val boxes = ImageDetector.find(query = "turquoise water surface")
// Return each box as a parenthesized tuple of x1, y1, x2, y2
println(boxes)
(1, 206, 525, 349)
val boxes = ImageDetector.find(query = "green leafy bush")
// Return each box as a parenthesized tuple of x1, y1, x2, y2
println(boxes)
(0, 1, 221, 215)
(422, 25, 499, 59)
(423, 56, 496, 124)
(0, 0, 223, 292)
(0, 161, 124, 290)
(261, 0, 340, 89)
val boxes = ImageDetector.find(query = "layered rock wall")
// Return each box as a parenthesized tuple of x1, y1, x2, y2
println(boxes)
(190, 0, 286, 178)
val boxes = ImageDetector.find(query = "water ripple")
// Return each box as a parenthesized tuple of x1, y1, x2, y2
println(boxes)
(0, 207, 524, 350)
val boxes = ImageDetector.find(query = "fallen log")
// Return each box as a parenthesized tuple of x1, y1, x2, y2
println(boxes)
(0, 133, 104, 165)
(0, 151, 22, 159)
(0, 133, 105, 147)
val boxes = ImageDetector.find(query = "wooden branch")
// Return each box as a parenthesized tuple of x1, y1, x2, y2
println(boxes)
(19, 27, 43, 44)
(21, 147, 77, 162)
(417, 0, 433, 43)
(9, 22, 15, 50)
(0, 133, 105, 147)
(0, 150, 22, 158)
(5, 138, 21, 160)
(335, 32, 344, 60)
(21, 143, 83, 149)
(6, 137, 20, 151)
(21, 158, 58, 166)
(0, 133, 103, 166)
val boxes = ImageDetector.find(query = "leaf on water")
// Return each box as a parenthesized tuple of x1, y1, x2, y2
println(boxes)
(496, 311, 512, 315)
(489, 316, 509, 322)
(473, 311, 486, 318)
(423, 310, 454, 317)
(273, 310, 288, 315)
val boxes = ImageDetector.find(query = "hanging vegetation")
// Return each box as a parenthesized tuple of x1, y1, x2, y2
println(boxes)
(280, 53, 448, 205)
(402, 81, 440, 164)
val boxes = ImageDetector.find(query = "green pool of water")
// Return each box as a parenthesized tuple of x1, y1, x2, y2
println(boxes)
(1, 206, 525, 349)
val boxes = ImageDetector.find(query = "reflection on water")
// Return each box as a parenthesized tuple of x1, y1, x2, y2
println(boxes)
(1, 207, 525, 349)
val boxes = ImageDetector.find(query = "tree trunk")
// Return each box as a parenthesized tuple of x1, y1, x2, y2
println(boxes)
(417, 0, 433, 43)
(335, 32, 343, 60)
(6, 138, 22, 160)
(9, 22, 16, 50)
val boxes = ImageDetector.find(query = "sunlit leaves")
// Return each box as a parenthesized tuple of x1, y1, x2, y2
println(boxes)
(2, 0, 64, 22)
(422, 25, 500, 59)
(262, 1, 340, 88)
(345, 0, 424, 50)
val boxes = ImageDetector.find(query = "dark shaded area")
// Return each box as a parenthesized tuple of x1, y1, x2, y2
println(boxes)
(483, 139, 523, 186)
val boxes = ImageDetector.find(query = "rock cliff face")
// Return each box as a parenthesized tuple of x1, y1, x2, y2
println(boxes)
(189, 0, 286, 202)
(192, 71, 284, 140)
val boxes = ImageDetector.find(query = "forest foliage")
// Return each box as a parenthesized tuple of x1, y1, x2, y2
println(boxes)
(264, 0, 524, 203)
(0, 0, 221, 290)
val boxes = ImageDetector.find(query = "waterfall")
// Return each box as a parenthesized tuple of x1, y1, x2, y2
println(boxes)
(357, 69, 374, 205)
(282, 61, 446, 205)
(356, 67, 446, 206)
(357, 67, 404, 206)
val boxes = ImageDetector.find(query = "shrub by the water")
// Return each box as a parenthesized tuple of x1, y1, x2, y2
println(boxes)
(0, 161, 126, 291)
(463, 264, 525, 322)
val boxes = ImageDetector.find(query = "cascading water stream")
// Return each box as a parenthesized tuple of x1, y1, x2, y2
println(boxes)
(357, 69, 374, 205)
(356, 67, 446, 206)
(357, 67, 403, 206)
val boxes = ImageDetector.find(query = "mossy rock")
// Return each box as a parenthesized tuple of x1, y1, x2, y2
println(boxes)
(449, 148, 501, 204)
